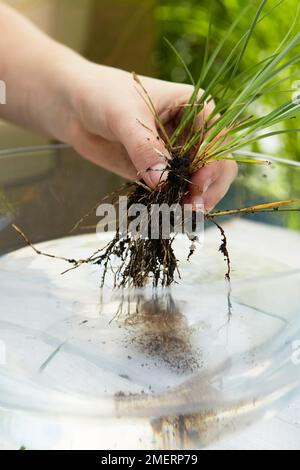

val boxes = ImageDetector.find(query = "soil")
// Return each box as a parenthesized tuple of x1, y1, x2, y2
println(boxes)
(91, 152, 200, 288)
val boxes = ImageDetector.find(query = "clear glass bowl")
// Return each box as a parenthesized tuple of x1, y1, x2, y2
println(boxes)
(0, 145, 300, 450)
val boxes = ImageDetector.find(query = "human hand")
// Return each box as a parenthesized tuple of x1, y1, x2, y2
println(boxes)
(62, 62, 237, 212)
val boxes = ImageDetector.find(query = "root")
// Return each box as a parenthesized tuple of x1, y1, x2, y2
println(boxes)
(12, 224, 78, 265)
(12, 224, 92, 274)
(211, 220, 231, 282)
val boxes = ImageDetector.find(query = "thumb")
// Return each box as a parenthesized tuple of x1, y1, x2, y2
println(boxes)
(116, 114, 170, 188)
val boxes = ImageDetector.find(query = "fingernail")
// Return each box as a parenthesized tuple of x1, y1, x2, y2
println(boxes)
(149, 163, 168, 187)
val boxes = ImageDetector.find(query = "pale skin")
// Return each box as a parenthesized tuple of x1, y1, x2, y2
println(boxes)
(0, 3, 237, 211)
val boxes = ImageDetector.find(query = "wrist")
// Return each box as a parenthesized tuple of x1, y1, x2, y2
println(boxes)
(28, 41, 88, 142)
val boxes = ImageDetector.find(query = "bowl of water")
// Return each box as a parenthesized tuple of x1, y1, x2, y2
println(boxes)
(0, 145, 300, 450)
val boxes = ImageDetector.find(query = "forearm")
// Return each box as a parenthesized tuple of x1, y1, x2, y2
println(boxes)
(0, 3, 236, 205)
(0, 2, 83, 140)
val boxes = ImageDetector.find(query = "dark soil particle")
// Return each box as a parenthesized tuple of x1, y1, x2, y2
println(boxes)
(91, 153, 194, 288)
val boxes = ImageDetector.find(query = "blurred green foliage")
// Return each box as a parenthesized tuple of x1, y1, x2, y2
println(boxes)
(153, 0, 300, 228)
(154, 0, 299, 154)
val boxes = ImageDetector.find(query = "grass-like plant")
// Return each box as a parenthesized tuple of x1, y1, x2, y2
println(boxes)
(14, 0, 300, 288)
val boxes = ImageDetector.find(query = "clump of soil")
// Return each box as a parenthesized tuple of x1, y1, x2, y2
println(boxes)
(92, 152, 197, 288)
(123, 293, 202, 374)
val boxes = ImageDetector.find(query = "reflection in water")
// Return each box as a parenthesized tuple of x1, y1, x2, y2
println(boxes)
(1, 231, 300, 448)
(230, 161, 300, 230)
(122, 292, 202, 374)
(113, 274, 300, 448)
